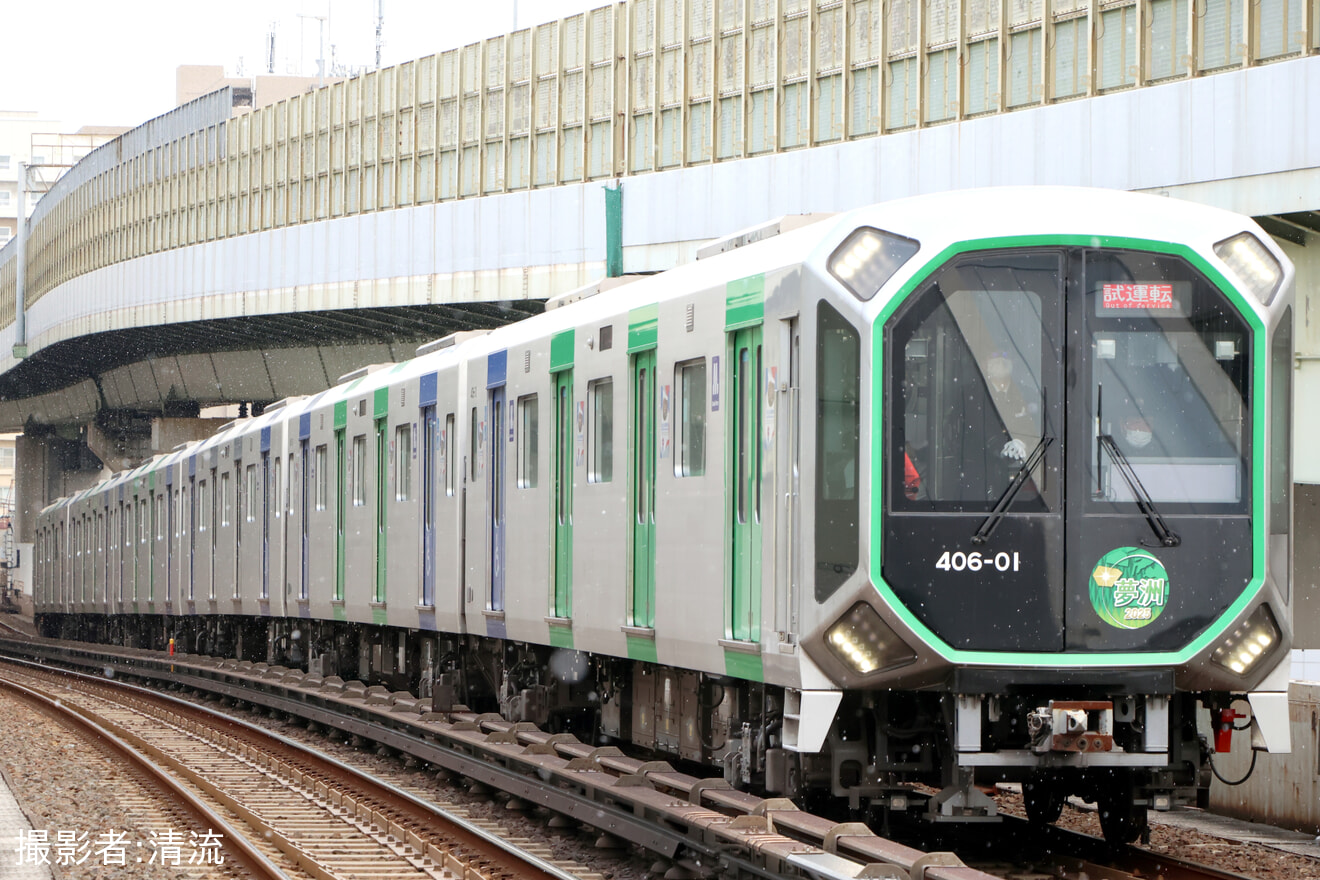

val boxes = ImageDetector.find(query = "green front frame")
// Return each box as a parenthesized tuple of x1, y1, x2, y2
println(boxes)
(870, 234, 1270, 667)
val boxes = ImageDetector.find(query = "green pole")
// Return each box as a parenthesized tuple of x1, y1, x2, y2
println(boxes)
(604, 183, 623, 278)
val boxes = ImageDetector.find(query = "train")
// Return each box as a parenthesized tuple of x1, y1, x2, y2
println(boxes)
(33, 187, 1295, 843)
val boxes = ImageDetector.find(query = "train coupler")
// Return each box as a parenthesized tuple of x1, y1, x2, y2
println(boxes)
(1027, 700, 1114, 753)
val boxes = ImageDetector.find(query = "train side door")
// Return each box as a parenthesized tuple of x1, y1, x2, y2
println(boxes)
(262, 450, 271, 602)
(335, 426, 347, 603)
(630, 349, 657, 627)
(775, 318, 801, 640)
(490, 384, 507, 612)
(552, 370, 574, 618)
(300, 437, 310, 602)
(188, 472, 196, 602)
(421, 404, 437, 608)
(374, 414, 388, 604)
(730, 326, 764, 642)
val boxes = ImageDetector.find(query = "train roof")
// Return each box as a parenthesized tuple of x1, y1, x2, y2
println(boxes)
(849, 186, 1274, 249)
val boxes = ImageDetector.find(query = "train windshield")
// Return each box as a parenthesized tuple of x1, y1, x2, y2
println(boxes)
(884, 246, 1254, 653)
(891, 252, 1061, 512)
(889, 249, 1251, 515)
(1085, 251, 1249, 510)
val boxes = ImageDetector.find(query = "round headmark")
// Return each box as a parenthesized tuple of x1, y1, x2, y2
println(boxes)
(1089, 547, 1169, 630)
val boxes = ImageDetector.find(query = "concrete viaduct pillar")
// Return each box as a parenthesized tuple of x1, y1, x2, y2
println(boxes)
(14, 417, 231, 548)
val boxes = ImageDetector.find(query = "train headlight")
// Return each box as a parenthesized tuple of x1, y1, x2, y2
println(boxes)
(826, 602, 916, 675)
(827, 227, 920, 302)
(1214, 232, 1283, 306)
(1210, 605, 1280, 677)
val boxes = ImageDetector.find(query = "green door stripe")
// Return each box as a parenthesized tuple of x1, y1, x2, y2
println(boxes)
(374, 387, 389, 419)
(551, 329, 575, 372)
(626, 635, 659, 664)
(726, 274, 765, 330)
(870, 234, 1267, 668)
(334, 400, 348, 430)
(723, 648, 764, 682)
(628, 304, 658, 353)
(549, 625, 575, 649)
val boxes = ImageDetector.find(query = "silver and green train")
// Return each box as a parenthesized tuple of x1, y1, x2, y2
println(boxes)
(34, 187, 1294, 843)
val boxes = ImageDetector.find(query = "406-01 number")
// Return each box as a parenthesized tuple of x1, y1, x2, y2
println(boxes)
(935, 550, 1021, 572)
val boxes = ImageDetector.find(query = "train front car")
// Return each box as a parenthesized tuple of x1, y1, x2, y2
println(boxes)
(799, 188, 1294, 843)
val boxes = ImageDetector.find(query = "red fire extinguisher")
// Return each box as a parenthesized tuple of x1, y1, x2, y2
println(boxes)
(1215, 707, 1245, 753)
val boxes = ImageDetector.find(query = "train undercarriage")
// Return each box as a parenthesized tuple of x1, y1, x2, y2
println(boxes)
(41, 610, 1227, 843)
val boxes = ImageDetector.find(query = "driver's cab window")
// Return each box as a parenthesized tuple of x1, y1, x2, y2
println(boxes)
(1084, 250, 1249, 510)
(890, 251, 1061, 511)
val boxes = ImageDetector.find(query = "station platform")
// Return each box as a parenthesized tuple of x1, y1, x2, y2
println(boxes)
(1150, 807, 1320, 860)
(0, 766, 53, 879)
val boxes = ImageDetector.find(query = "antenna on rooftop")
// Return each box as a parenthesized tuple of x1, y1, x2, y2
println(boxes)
(267, 24, 276, 74)
(375, 0, 384, 69)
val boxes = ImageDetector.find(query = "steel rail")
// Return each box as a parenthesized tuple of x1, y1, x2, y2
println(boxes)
(0, 658, 580, 880)
(0, 675, 292, 880)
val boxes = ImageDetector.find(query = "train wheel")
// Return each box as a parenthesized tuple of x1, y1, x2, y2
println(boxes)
(1023, 774, 1064, 826)
(1097, 790, 1148, 845)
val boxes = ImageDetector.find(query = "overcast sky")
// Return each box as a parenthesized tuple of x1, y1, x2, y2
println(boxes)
(1, 0, 598, 131)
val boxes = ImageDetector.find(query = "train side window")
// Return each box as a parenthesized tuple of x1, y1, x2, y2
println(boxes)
(445, 414, 455, 496)
(198, 480, 209, 531)
(246, 464, 258, 522)
(221, 474, 231, 527)
(588, 379, 613, 483)
(315, 445, 328, 510)
(518, 394, 539, 488)
(396, 424, 412, 501)
(815, 301, 860, 600)
(273, 458, 282, 518)
(471, 408, 479, 483)
(352, 435, 367, 506)
(675, 360, 706, 478)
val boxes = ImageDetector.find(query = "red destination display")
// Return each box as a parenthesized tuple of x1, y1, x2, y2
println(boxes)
(1102, 283, 1175, 309)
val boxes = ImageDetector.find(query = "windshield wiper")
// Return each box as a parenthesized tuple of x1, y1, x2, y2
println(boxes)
(1098, 434, 1181, 548)
(972, 436, 1053, 546)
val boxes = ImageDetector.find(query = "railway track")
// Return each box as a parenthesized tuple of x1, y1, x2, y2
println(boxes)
(0, 674, 285, 880)
(0, 635, 1297, 880)
(0, 661, 594, 880)
(921, 814, 1273, 880)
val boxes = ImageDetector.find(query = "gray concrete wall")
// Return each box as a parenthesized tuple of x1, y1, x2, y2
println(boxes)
(13, 434, 104, 546)
(1210, 682, 1320, 833)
